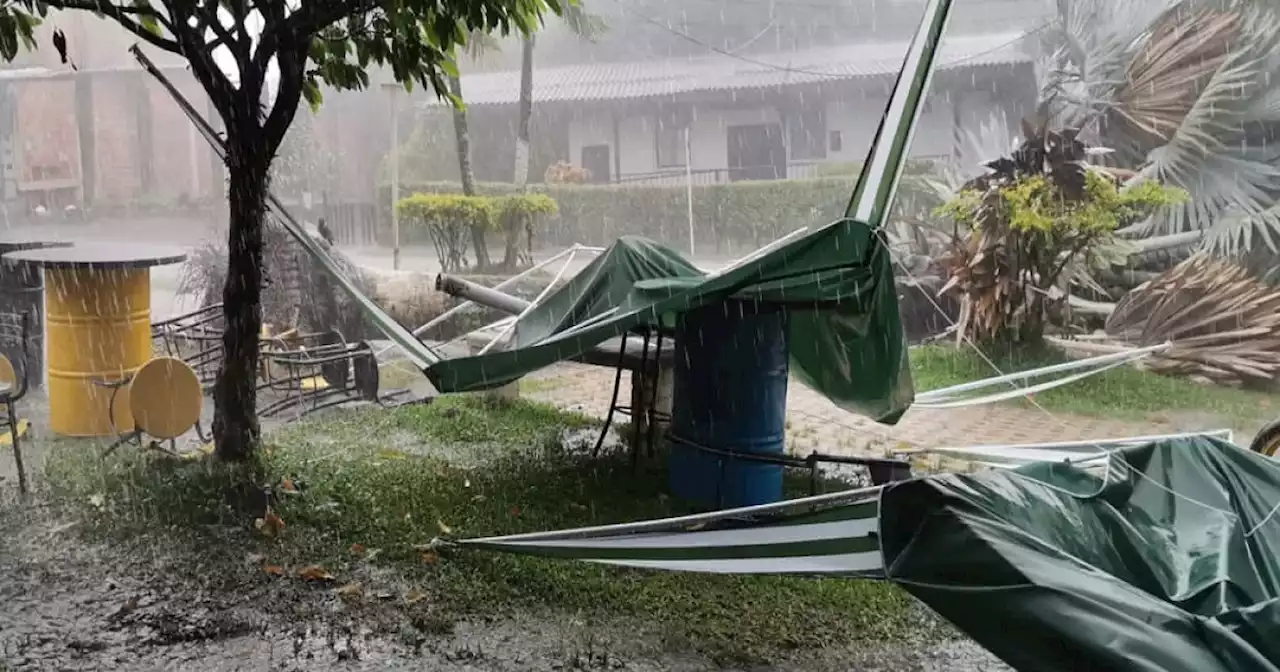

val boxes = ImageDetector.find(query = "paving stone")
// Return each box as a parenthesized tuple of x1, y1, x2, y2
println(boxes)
(519, 362, 1183, 461)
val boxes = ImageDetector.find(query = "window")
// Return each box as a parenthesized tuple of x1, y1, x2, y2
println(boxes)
(657, 123, 688, 168)
(829, 130, 843, 153)
(787, 111, 827, 161)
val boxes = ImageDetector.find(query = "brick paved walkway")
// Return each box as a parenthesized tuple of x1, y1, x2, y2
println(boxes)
(519, 362, 1196, 461)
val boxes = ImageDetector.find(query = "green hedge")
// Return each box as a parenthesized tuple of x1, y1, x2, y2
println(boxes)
(382, 178, 864, 252)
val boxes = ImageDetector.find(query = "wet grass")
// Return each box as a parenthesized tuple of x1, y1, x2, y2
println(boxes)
(910, 344, 1276, 432)
(42, 394, 921, 661)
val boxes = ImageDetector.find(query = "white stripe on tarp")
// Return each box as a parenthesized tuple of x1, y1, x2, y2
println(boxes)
(464, 486, 883, 546)
(590, 551, 883, 575)
(490, 518, 878, 551)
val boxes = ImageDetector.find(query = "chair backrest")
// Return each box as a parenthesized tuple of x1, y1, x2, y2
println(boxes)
(128, 356, 203, 440)
(0, 312, 32, 400)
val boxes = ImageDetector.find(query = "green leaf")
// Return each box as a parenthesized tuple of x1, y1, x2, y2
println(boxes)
(302, 78, 323, 112)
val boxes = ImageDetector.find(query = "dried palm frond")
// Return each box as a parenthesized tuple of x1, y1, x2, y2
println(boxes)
(1042, 0, 1280, 255)
(1104, 253, 1280, 384)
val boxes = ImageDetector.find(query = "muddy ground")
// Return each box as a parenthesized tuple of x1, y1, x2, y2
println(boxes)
(0, 498, 1006, 672)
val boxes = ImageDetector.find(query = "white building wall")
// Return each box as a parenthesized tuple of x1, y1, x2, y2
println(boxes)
(567, 85, 1011, 181)
(567, 114, 610, 172)
(618, 116, 656, 175)
(825, 94, 956, 165)
(689, 107, 783, 172)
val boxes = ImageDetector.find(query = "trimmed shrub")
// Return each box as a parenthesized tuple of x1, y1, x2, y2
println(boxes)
(395, 192, 560, 272)
(396, 194, 495, 273)
(383, 178, 854, 253)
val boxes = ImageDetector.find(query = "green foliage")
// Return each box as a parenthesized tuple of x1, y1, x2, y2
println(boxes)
(397, 193, 496, 272)
(943, 172, 1187, 236)
(385, 174, 944, 253)
(396, 192, 560, 271)
(495, 193, 559, 268)
(496, 192, 558, 218)
(939, 125, 1183, 345)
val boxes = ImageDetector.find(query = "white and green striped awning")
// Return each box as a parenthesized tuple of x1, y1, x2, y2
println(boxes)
(458, 487, 885, 577)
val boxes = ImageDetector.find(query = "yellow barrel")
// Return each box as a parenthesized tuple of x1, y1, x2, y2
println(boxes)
(45, 267, 152, 437)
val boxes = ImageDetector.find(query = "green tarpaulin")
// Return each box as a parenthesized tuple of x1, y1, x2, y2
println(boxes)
(457, 437, 1280, 670)
(422, 226, 914, 423)
(879, 436, 1280, 672)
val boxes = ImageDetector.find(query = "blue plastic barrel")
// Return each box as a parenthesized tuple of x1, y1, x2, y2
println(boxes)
(668, 300, 790, 509)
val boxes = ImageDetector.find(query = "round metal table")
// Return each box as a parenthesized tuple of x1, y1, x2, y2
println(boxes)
(4, 244, 188, 437)
(0, 240, 74, 390)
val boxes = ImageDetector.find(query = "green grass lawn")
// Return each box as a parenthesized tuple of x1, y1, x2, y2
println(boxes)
(42, 395, 921, 661)
(910, 344, 1277, 432)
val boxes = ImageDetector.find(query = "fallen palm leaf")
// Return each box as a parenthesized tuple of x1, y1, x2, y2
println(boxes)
(255, 510, 285, 538)
(1104, 254, 1280, 385)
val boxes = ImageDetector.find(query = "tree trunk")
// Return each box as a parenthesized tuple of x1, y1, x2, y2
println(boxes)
(448, 74, 489, 270)
(513, 35, 535, 188)
(212, 142, 270, 461)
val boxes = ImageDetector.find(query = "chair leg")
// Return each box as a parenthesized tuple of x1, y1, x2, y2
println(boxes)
(7, 401, 26, 495)
(101, 430, 142, 458)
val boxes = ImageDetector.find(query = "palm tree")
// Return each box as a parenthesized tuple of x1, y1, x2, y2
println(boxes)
(513, 4, 604, 187)
(1036, 0, 1280, 256)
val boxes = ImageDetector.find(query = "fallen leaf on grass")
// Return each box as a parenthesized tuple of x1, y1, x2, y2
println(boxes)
(336, 582, 363, 599)
(349, 543, 366, 557)
(298, 565, 335, 582)
(280, 478, 298, 493)
(436, 519, 453, 535)
(421, 551, 440, 565)
(405, 589, 427, 605)
(108, 595, 140, 620)
(262, 564, 285, 577)
(509, 506, 522, 517)
(255, 509, 285, 538)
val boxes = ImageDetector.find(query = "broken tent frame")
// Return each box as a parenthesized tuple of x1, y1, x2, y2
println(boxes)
(135, 15, 1196, 467)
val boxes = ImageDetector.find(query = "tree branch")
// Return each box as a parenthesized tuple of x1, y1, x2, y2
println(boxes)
(261, 43, 306, 157)
(161, 2, 239, 124)
(41, 0, 182, 53)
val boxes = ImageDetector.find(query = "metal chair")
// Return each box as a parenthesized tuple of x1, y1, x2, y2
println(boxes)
(258, 329, 404, 419)
(151, 303, 225, 390)
(0, 312, 32, 493)
(99, 356, 207, 457)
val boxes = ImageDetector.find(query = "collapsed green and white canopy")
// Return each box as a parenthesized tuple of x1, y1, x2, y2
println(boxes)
(456, 436, 1280, 672)
(460, 486, 883, 576)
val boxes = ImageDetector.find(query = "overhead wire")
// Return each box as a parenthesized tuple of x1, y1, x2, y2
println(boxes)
(605, 0, 1051, 78)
